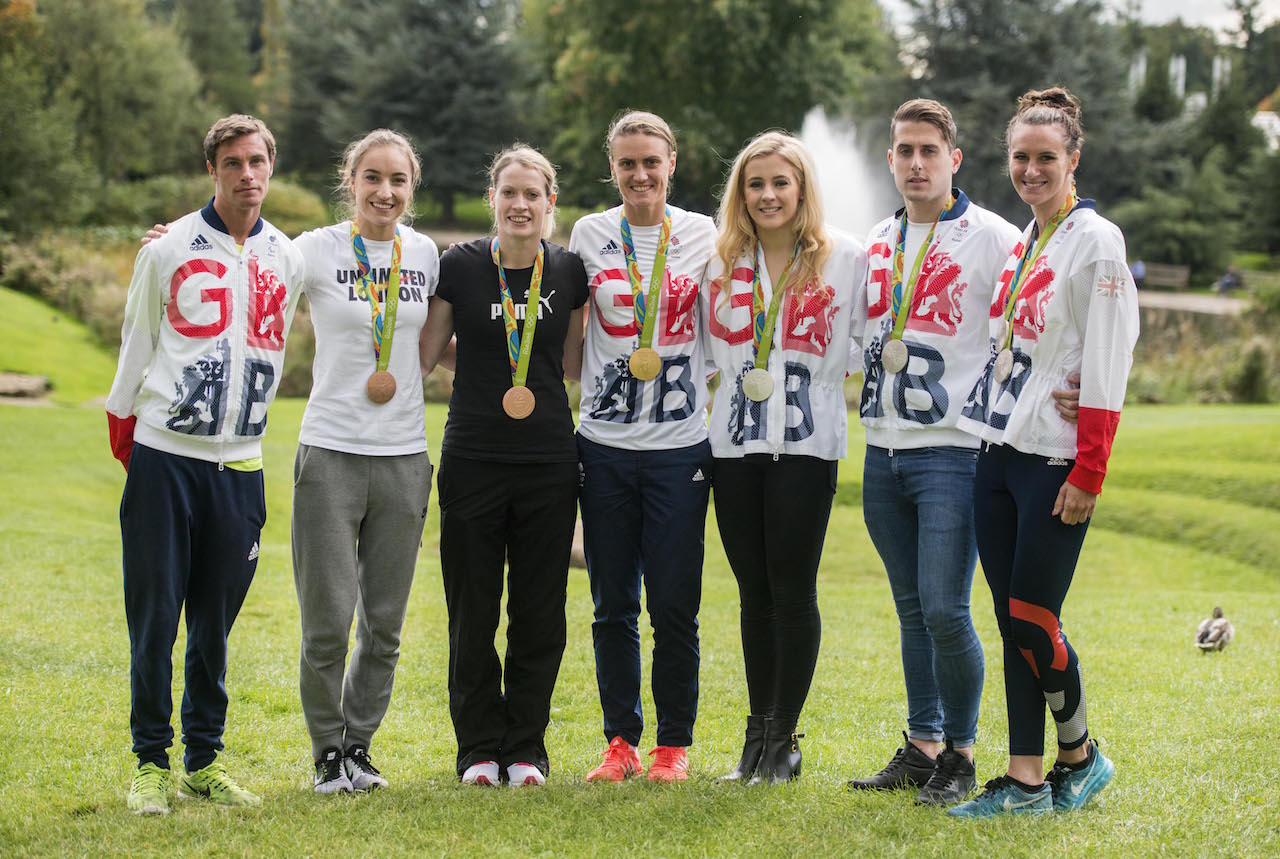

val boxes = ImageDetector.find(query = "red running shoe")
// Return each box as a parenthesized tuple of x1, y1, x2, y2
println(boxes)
(586, 736, 643, 783)
(647, 746, 690, 782)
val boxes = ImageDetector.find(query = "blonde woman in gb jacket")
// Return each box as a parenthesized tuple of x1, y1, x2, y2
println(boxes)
(949, 87, 1138, 820)
(701, 131, 866, 784)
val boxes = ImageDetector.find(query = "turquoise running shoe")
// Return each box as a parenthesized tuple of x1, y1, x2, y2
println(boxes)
(946, 775, 1053, 819)
(1046, 741, 1115, 811)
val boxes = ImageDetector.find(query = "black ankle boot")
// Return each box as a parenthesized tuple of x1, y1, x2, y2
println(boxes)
(748, 722, 803, 785)
(718, 715, 767, 782)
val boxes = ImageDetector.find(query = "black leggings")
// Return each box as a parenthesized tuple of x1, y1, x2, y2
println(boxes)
(974, 443, 1091, 757)
(712, 454, 836, 726)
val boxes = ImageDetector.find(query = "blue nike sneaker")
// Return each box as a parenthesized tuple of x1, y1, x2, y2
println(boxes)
(1046, 741, 1114, 811)
(946, 775, 1053, 819)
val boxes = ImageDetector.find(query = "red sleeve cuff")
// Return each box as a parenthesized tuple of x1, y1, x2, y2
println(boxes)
(107, 412, 137, 471)
(1067, 463, 1104, 495)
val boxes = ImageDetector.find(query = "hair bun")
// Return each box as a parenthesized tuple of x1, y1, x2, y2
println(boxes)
(1018, 87, 1081, 122)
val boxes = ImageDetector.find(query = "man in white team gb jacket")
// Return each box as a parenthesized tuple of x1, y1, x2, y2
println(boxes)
(105, 114, 305, 815)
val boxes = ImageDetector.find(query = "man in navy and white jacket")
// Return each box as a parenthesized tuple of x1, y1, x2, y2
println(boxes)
(105, 114, 305, 814)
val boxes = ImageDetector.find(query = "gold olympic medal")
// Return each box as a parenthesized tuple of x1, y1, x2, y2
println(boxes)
(629, 347, 661, 381)
(881, 338, 909, 374)
(742, 367, 774, 402)
(366, 370, 397, 404)
(993, 349, 1015, 383)
(502, 385, 536, 420)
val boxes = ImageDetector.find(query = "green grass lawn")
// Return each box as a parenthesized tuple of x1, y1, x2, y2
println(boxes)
(2, 288, 1278, 856)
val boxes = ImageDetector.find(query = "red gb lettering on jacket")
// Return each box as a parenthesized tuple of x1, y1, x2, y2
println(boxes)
(1011, 258, 1055, 340)
(590, 268, 637, 337)
(867, 241, 892, 318)
(782, 279, 837, 356)
(990, 241, 1025, 318)
(907, 251, 966, 336)
(168, 259, 230, 338)
(247, 253, 287, 351)
(707, 266, 754, 345)
(658, 273, 699, 345)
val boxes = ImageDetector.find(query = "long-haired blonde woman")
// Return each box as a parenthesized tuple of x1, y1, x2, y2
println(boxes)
(421, 144, 588, 787)
(702, 131, 867, 783)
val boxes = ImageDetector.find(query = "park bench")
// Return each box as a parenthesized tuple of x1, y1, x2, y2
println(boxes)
(1141, 262, 1190, 291)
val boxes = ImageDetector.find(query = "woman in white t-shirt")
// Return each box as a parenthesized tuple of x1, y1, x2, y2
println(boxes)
(569, 111, 717, 783)
(702, 131, 866, 783)
(289, 130, 440, 795)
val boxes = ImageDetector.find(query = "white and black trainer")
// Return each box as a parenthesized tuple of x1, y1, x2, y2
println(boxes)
(344, 745, 388, 791)
(314, 747, 353, 794)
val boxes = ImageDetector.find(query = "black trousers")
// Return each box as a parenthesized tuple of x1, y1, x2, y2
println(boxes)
(974, 442, 1091, 757)
(712, 454, 836, 726)
(437, 453, 578, 777)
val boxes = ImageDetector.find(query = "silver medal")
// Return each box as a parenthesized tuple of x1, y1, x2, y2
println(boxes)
(743, 367, 774, 402)
(994, 348, 1014, 383)
(995, 319, 1010, 346)
(882, 338, 909, 374)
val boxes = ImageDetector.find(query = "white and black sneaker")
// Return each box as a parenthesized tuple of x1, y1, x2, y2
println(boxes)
(314, 747, 353, 794)
(344, 745, 388, 791)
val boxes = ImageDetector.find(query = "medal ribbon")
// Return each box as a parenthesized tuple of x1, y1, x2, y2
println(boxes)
(619, 206, 672, 350)
(889, 194, 953, 342)
(492, 238, 545, 388)
(999, 190, 1078, 349)
(351, 222, 402, 371)
(751, 240, 801, 370)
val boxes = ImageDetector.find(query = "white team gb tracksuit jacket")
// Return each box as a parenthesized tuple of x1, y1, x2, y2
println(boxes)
(106, 202, 306, 464)
(855, 191, 1021, 450)
(956, 202, 1139, 493)
(702, 230, 867, 460)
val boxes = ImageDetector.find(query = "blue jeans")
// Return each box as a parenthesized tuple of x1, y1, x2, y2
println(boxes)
(578, 435, 711, 748)
(862, 445, 984, 747)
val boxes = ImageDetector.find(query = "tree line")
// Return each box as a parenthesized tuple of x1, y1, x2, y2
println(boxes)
(3, 0, 1278, 277)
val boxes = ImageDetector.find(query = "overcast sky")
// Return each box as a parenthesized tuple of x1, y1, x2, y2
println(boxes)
(880, 0, 1279, 35)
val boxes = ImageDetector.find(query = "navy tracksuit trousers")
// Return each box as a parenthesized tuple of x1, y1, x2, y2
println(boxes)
(121, 443, 265, 771)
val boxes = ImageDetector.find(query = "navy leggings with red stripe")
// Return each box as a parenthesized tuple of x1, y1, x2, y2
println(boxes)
(973, 442, 1091, 757)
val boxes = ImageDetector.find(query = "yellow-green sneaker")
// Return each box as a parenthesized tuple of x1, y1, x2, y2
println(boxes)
(127, 762, 171, 815)
(177, 761, 261, 808)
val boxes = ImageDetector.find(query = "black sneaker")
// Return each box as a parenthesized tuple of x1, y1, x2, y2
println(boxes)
(914, 743, 976, 806)
(314, 747, 352, 794)
(343, 745, 388, 791)
(848, 731, 937, 790)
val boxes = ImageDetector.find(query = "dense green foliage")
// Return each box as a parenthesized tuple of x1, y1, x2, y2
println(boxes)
(1, 300, 1278, 856)
(520, 0, 898, 213)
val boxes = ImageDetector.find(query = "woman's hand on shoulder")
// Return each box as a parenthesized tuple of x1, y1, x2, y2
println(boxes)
(140, 223, 171, 246)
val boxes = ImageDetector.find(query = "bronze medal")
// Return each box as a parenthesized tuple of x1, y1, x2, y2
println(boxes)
(629, 347, 661, 381)
(742, 368, 774, 402)
(366, 370, 397, 404)
(502, 385, 536, 420)
(882, 338, 909, 374)
(993, 349, 1015, 383)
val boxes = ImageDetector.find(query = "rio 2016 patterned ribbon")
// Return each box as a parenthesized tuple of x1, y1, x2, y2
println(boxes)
(619, 206, 672, 352)
(351, 222, 403, 403)
(889, 193, 954, 344)
(351, 222, 403, 365)
(751, 239, 802, 370)
(491, 237, 545, 388)
(999, 189, 1079, 350)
